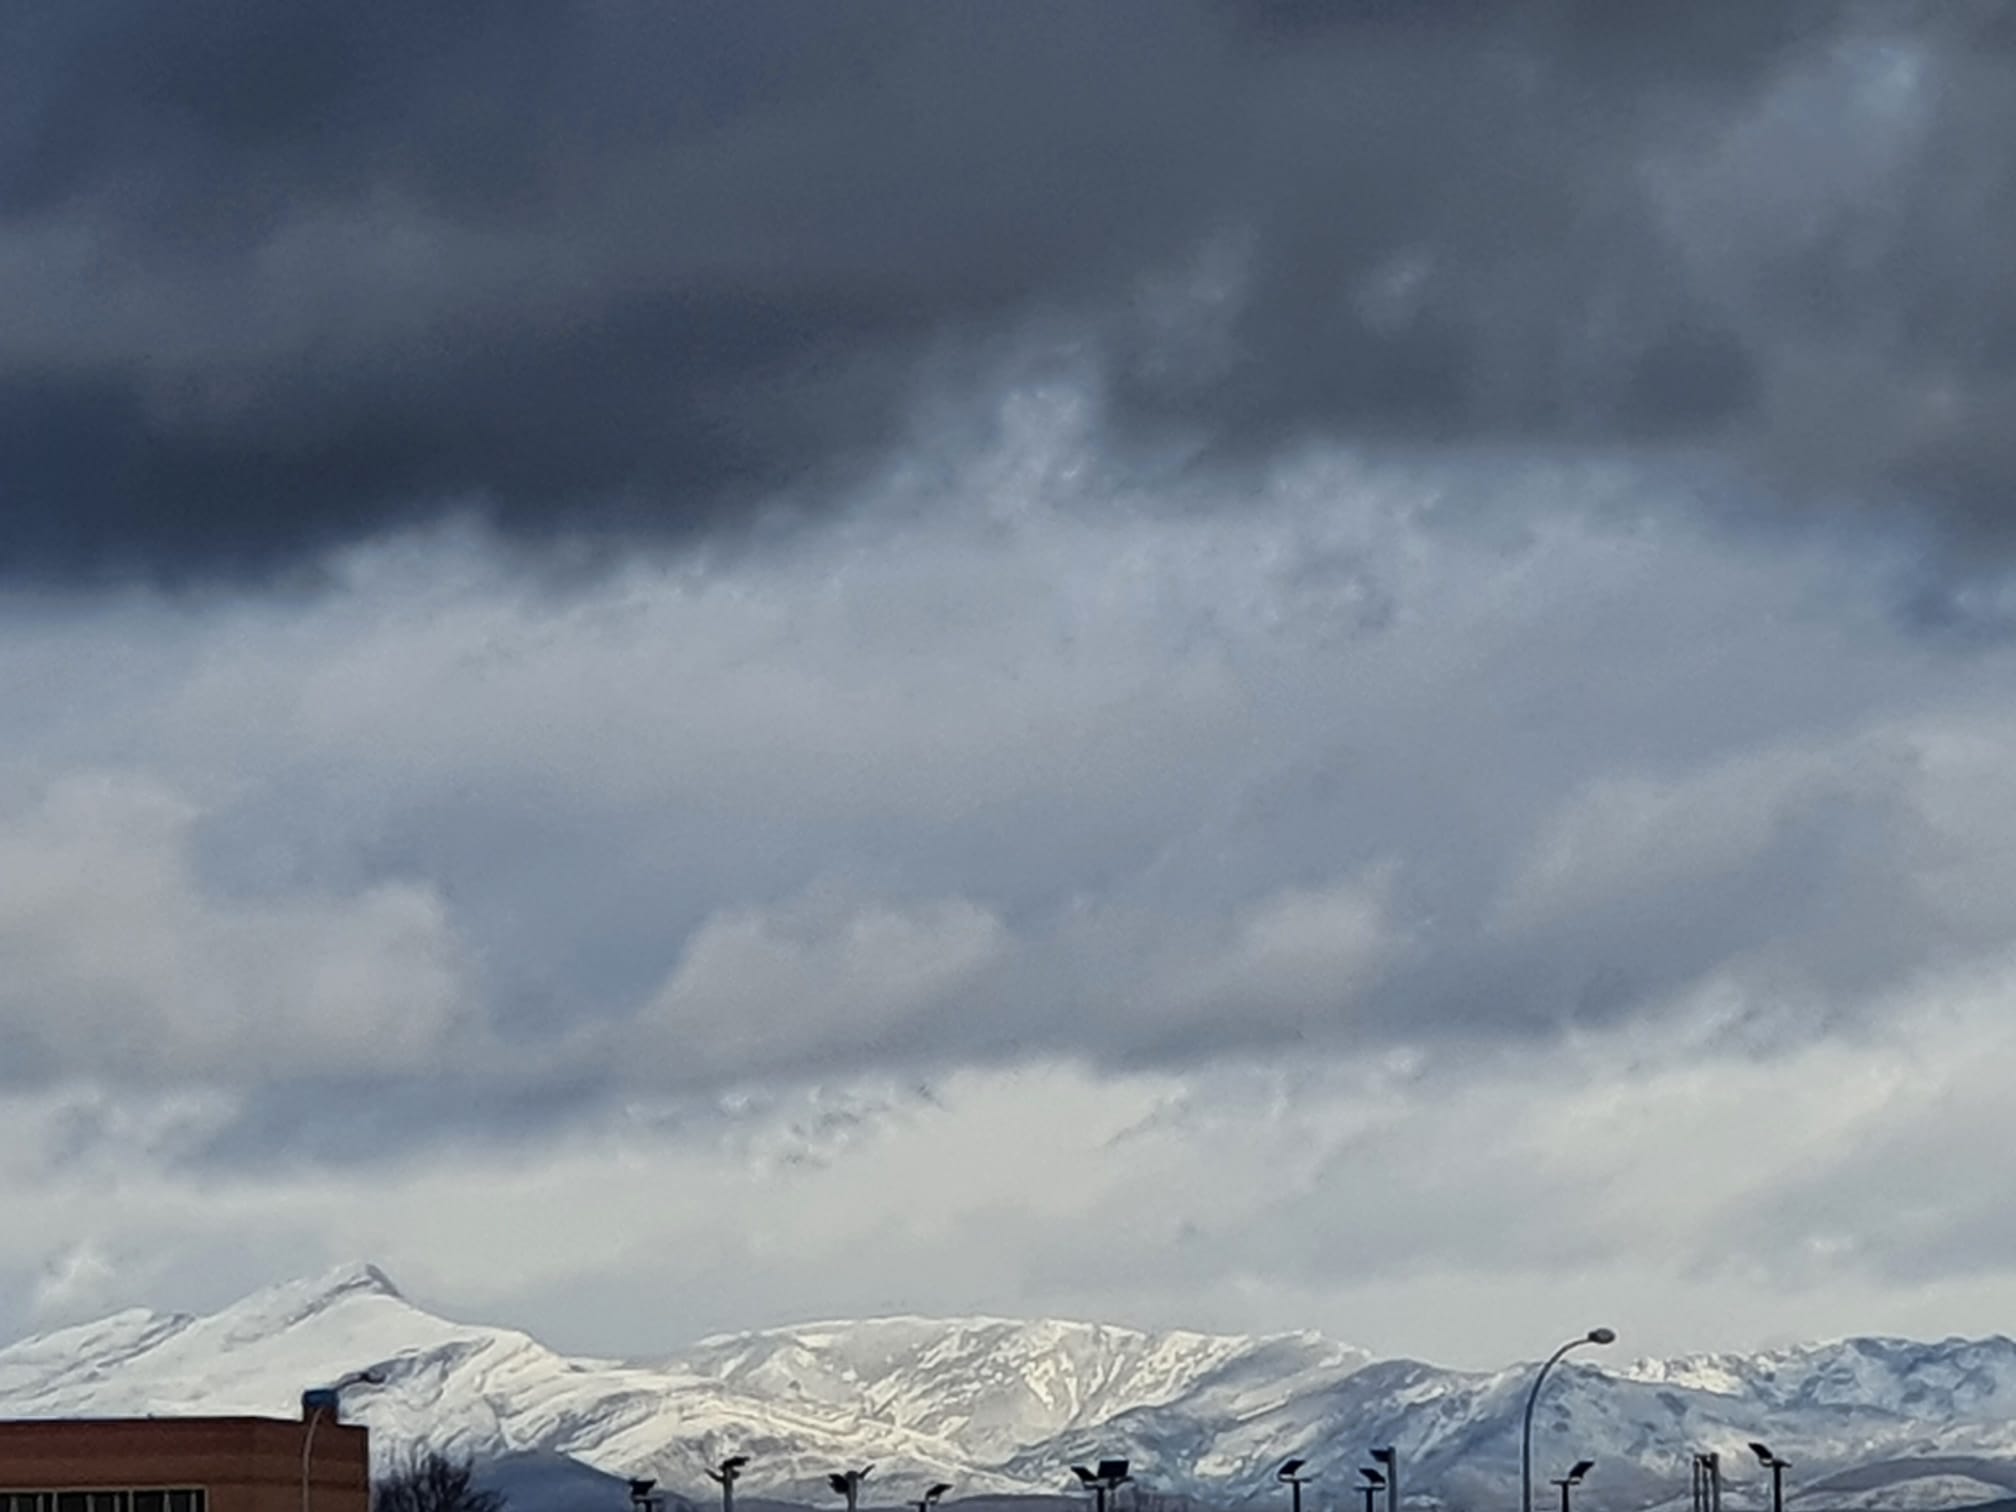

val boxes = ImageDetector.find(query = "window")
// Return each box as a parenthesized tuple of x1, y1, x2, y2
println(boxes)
(0, 1491, 203, 1512)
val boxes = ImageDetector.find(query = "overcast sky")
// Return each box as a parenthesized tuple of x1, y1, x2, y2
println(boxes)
(7, 2, 2016, 1371)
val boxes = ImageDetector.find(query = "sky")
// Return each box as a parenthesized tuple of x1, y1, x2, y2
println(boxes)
(6, 2, 2016, 1372)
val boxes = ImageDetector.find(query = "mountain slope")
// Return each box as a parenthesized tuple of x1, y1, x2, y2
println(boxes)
(4, 1266, 2015, 1512)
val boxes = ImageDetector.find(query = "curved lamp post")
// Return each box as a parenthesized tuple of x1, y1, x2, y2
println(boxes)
(302, 1369, 385, 1512)
(1521, 1330, 1616, 1512)
(1357, 1468, 1386, 1512)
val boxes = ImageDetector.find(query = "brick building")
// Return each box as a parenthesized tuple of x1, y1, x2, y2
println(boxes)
(0, 1413, 368, 1512)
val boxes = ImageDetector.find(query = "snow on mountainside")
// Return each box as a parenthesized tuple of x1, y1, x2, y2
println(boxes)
(4, 1265, 2016, 1512)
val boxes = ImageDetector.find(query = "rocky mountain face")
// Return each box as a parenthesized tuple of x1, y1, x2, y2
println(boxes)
(4, 1265, 2015, 1512)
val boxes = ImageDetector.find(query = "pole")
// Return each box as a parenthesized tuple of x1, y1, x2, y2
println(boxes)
(300, 1406, 325, 1512)
(1293, 1485, 1302, 1512)
(1771, 1462, 1783, 1512)
(1559, 1482, 1572, 1512)
(1522, 1340, 1596, 1512)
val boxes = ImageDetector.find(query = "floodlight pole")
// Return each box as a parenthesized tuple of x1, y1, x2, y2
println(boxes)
(1749, 1443, 1790, 1512)
(708, 1458, 747, 1512)
(1278, 1462, 1313, 1512)
(1522, 1331, 1616, 1512)
(1692, 1454, 1722, 1512)
(1370, 1447, 1397, 1512)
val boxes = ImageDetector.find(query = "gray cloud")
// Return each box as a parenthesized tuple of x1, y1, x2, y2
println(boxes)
(6, 3, 2016, 581)
(8, 425, 2016, 1175)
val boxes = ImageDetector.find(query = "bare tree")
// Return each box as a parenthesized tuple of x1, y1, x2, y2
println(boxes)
(375, 1450, 508, 1512)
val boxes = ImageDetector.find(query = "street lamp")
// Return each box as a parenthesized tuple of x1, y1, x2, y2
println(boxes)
(631, 1481, 662, 1512)
(1357, 1467, 1386, 1512)
(1277, 1460, 1313, 1512)
(1749, 1443, 1789, 1512)
(302, 1369, 385, 1512)
(1551, 1461, 1595, 1512)
(918, 1484, 953, 1512)
(1368, 1446, 1397, 1512)
(1521, 1330, 1617, 1512)
(1692, 1453, 1722, 1512)
(708, 1457, 751, 1512)
(1071, 1460, 1132, 1512)
(829, 1467, 875, 1512)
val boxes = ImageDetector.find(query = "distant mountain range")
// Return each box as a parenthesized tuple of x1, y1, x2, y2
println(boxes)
(4, 1264, 2016, 1512)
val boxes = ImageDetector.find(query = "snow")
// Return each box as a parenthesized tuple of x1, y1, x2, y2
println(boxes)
(3, 1265, 2015, 1512)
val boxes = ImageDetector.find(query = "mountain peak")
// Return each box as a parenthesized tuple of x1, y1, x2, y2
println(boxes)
(315, 1260, 404, 1301)
(206, 1259, 410, 1337)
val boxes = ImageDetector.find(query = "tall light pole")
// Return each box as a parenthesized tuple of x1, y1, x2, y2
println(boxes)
(1277, 1459, 1312, 1512)
(1072, 1460, 1132, 1512)
(1521, 1330, 1617, 1512)
(302, 1369, 384, 1512)
(631, 1480, 663, 1512)
(1369, 1446, 1397, 1512)
(829, 1467, 874, 1512)
(1552, 1460, 1594, 1512)
(1692, 1453, 1722, 1512)
(1358, 1466, 1386, 1512)
(918, 1483, 953, 1512)
(1749, 1443, 1789, 1512)
(709, 1457, 751, 1512)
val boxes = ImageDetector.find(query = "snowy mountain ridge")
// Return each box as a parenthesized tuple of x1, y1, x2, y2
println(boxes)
(3, 1264, 2016, 1512)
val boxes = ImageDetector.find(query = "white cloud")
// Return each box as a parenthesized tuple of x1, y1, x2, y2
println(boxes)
(640, 887, 1010, 1080)
(0, 773, 478, 1083)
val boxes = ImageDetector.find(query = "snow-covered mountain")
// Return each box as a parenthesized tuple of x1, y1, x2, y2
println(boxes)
(4, 1264, 2016, 1512)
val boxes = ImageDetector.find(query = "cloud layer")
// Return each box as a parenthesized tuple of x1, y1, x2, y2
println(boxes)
(9, 4, 2016, 1366)
(7, 4, 2016, 579)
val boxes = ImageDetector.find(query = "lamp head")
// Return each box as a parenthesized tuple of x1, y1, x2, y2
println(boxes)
(1359, 1471, 1386, 1489)
(1586, 1328, 1616, 1346)
(1278, 1460, 1307, 1481)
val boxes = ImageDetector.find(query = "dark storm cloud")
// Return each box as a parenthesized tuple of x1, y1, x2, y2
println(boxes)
(5, 1, 2013, 581)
